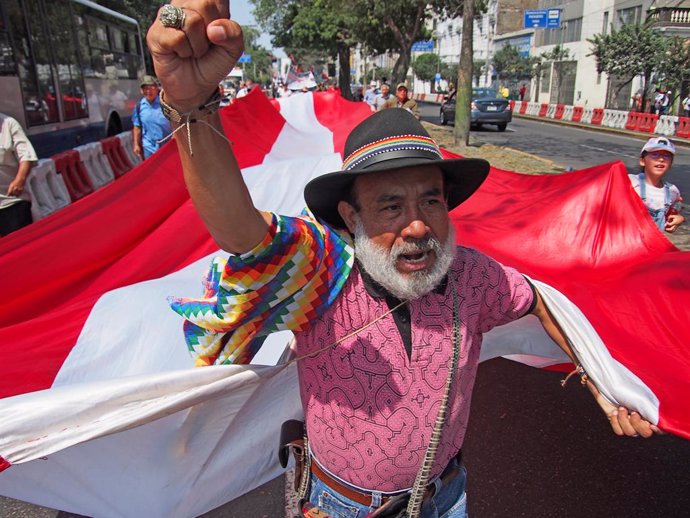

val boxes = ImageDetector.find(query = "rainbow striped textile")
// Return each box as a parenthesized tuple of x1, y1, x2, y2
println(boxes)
(169, 211, 355, 366)
(342, 135, 443, 171)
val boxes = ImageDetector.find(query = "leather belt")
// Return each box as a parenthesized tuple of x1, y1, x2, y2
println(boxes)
(311, 450, 463, 508)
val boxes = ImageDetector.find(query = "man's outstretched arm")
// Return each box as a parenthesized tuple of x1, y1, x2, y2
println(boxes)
(146, 0, 270, 254)
(531, 288, 663, 438)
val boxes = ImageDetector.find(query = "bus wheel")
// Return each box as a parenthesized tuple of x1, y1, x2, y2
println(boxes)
(106, 115, 122, 136)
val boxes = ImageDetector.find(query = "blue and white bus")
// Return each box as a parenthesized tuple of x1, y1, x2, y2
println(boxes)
(0, 0, 145, 157)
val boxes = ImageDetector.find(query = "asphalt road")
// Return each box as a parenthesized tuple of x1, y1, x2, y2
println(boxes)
(4, 104, 690, 518)
(419, 101, 690, 196)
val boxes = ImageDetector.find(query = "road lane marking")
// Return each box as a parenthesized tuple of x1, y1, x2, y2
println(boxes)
(580, 144, 637, 159)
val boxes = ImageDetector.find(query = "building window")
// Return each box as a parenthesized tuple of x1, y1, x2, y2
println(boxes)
(602, 11, 609, 35)
(563, 18, 582, 43)
(616, 6, 642, 27)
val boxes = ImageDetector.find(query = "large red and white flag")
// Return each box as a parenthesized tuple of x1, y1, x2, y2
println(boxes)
(0, 91, 688, 517)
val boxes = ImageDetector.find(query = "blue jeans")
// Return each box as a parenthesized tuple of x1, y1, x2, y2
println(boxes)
(306, 463, 468, 518)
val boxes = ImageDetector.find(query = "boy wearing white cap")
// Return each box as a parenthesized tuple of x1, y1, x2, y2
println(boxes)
(629, 137, 684, 233)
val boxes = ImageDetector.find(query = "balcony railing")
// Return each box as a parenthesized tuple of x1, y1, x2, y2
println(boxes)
(648, 8, 690, 27)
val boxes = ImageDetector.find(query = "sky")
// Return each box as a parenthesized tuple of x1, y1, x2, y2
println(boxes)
(229, 0, 285, 56)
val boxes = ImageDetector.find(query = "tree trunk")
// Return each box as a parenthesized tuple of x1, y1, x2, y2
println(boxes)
(454, 0, 474, 146)
(338, 42, 352, 101)
(392, 52, 411, 86)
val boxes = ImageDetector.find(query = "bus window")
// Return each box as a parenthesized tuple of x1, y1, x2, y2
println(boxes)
(0, 16, 16, 76)
(6, 0, 57, 126)
(86, 16, 109, 77)
(110, 26, 125, 53)
(44, 0, 87, 120)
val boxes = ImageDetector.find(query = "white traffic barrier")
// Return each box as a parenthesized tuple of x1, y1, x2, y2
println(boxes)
(527, 102, 540, 116)
(117, 131, 142, 166)
(655, 115, 677, 136)
(563, 106, 574, 121)
(24, 158, 71, 221)
(613, 110, 627, 129)
(546, 104, 557, 118)
(602, 109, 614, 128)
(608, 110, 628, 129)
(75, 142, 114, 189)
(581, 107, 594, 124)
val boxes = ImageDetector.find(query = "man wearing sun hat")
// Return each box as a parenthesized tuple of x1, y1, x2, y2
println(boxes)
(148, 3, 660, 516)
(381, 82, 421, 120)
(131, 74, 171, 160)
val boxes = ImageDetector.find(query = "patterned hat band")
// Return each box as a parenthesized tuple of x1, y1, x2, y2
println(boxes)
(342, 135, 443, 171)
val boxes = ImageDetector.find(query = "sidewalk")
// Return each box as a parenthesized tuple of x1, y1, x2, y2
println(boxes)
(513, 112, 690, 149)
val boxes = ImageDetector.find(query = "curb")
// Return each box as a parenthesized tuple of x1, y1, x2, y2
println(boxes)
(513, 113, 690, 148)
(415, 95, 690, 149)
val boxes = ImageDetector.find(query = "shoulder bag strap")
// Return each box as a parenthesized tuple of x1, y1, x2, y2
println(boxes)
(406, 281, 462, 517)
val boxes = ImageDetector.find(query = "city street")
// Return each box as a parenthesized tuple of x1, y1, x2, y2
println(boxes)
(419, 101, 690, 195)
(3, 105, 690, 518)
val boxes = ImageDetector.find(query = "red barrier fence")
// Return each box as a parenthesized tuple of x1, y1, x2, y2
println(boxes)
(625, 112, 642, 131)
(677, 117, 690, 138)
(554, 104, 565, 120)
(590, 109, 604, 125)
(100, 137, 133, 178)
(52, 150, 94, 202)
(520, 102, 528, 115)
(538, 104, 548, 117)
(572, 106, 583, 122)
(638, 113, 659, 133)
(509, 100, 516, 111)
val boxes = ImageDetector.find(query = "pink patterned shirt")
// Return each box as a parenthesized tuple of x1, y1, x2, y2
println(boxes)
(296, 248, 534, 492)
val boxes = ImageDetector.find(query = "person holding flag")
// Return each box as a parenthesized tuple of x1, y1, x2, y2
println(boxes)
(147, 2, 659, 517)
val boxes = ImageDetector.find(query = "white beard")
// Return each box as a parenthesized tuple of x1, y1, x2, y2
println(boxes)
(353, 218, 456, 301)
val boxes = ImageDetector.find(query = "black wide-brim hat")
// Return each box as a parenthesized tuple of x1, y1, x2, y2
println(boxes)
(304, 108, 490, 229)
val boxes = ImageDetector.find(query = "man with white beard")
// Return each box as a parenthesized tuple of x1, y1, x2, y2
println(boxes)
(148, 3, 659, 517)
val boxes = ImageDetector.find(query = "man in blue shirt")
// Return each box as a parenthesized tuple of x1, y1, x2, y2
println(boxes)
(132, 75, 171, 159)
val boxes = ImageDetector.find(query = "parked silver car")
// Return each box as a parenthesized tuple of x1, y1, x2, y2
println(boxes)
(439, 88, 512, 131)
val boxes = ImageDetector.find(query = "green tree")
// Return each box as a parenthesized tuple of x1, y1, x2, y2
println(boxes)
(252, 0, 482, 99)
(656, 36, 690, 109)
(588, 22, 663, 111)
(540, 45, 570, 104)
(413, 53, 442, 82)
(354, 0, 430, 86)
(364, 66, 393, 85)
(252, 0, 363, 99)
(491, 45, 532, 84)
(240, 25, 276, 85)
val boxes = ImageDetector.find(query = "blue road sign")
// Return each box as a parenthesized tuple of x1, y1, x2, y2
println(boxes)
(411, 40, 434, 52)
(546, 9, 562, 28)
(237, 54, 252, 63)
(524, 9, 561, 29)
